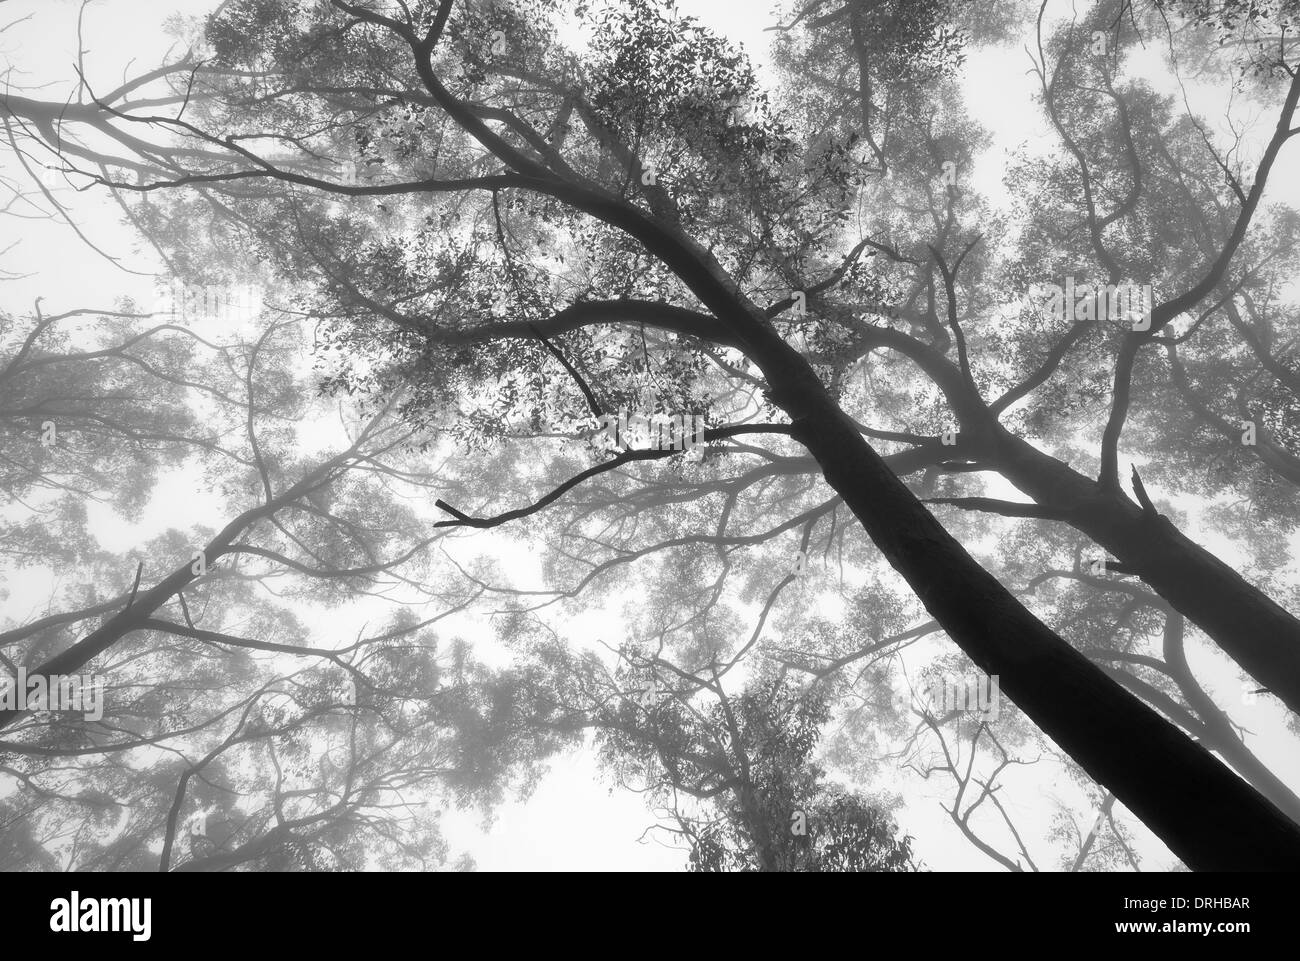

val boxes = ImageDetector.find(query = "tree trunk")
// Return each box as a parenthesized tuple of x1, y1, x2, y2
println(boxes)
(858, 323, 1300, 718)
(409, 34, 1300, 864)
(770, 375, 1300, 869)
(993, 428, 1300, 718)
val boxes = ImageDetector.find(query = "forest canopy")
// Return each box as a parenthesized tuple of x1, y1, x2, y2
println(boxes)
(1, 0, 1299, 872)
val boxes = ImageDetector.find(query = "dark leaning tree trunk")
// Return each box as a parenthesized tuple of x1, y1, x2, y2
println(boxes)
(866, 323, 1300, 720)
(992, 428, 1300, 720)
(834, 57, 1300, 720)
(597, 187, 1300, 865)
(449, 157, 1300, 867)
(575, 187, 1300, 865)
(762, 357, 1300, 869)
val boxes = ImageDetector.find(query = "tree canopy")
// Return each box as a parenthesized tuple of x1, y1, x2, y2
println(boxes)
(2, 0, 1299, 871)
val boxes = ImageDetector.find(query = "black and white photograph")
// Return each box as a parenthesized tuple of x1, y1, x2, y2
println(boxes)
(0, 0, 1297, 919)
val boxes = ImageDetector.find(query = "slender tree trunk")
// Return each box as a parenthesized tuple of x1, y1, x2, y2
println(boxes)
(0, 449, 356, 732)
(993, 428, 1300, 718)
(860, 321, 1300, 718)
(1161, 612, 1300, 826)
